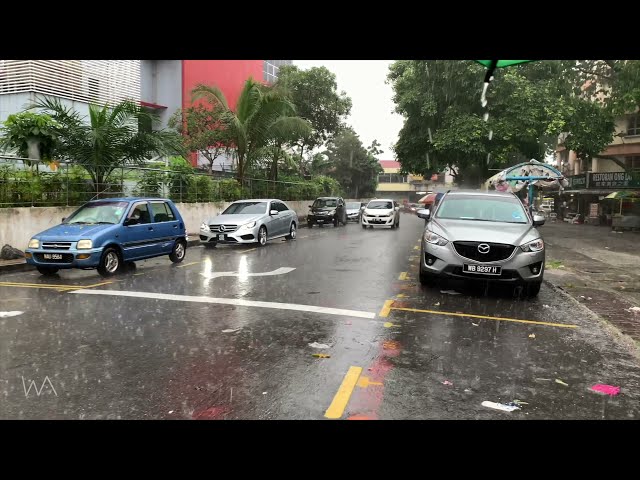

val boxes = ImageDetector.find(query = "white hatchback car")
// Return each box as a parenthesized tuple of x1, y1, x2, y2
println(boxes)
(361, 199, 400, 229)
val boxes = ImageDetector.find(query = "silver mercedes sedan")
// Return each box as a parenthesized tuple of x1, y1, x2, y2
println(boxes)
(199, 199, 298, 247)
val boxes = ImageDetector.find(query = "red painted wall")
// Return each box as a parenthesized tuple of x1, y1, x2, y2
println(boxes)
(182, 60, 264, 112)
(182, 60, 264, 166)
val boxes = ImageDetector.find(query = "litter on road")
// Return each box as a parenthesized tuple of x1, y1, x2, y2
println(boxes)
(481, 401, 521, 412)
(555, 379, 569, 387)
(312, 353, 331, 358)
(591, 384, 621, 396)
(442, 380, 453, 386)
(0, 311, 23, 317)
(627, 307, 640, 313)
(308, 342, 331, 349)
(471, 323, 479, 326)
(440, 290, 461, 295)
(529, 334, 536, 339)
(221, 328, 240, 333)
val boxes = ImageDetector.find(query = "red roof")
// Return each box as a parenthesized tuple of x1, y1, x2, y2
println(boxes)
(379, 160, 401, 169)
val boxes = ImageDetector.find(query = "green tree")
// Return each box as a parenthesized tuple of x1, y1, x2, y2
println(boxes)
(192, 79, 311, 183)
(0, 111, 60, 168)
(323, 127, 382, 198)
(276, 65, 352, 156)
(33, 97, 183, 196)
(168, 104, 231, 174)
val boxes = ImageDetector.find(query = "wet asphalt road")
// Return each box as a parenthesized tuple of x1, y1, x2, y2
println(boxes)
(1, 213, 639, 419)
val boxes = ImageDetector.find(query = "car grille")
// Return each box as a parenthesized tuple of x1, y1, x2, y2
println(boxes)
(42, 242, 72, 250)
(34, 253, 74, 263)
(453, 242, 516, 262)
(209, 224, 238, 233)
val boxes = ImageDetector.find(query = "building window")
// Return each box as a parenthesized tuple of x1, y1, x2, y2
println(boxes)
(627, 115, 640, 136)
(378, 174, 407, 183)
(263, 60, 292, 84)
(624, 156, 640, 172)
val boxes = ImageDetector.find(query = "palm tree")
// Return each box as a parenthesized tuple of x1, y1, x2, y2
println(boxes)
(192, 79, 311, 183)
(34, 97, 184, 197)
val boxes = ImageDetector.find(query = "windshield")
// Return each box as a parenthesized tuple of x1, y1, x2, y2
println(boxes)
(64, 201, 128, 224)
(222, 202, 268, 215)
(346, 202, 361, 209)
(367, 201, 393, 209)
(436, 196, 528, 224)
(313, 198, 338, 208)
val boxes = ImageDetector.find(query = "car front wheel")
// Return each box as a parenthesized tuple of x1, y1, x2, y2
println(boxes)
(286, 223, 297, 240)
(97, 247, 121, 277)
(258, 226, 268, 246)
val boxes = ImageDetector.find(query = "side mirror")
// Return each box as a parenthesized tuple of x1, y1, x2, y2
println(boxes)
(395, 206, 400, 211)
(61, 217, 66, 223)
(270, 209, 279, 216)
(124, 218, 137, 226)
(360, 206, 366, 211)
(417, 208, 431, 220)
(533, 215, 546, 227)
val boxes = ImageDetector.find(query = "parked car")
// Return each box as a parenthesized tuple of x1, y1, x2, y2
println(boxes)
(200, 199, 297, 247)
(361, 199, 400, 229)
(307, 197, 347, 228)
(345, 201, 363, 222)
(416, 190, 545, 297)
(25, 198, 187, 276)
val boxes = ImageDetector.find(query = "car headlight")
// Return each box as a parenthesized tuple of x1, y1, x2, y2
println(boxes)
(28, 238, 40, 249)
(77, 239, 93, 250)
(424, 230, 448, 246)
(200, 222, 210, 232)
(521, 238, 544, 252)
(240, 221, 257, 230)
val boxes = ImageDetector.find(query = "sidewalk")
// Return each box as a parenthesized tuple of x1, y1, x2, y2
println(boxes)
(543, 221, 640, 342)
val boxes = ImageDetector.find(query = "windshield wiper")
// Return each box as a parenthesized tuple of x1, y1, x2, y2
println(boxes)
(67, 221, 89, 224)
(92, 221, 115, 225)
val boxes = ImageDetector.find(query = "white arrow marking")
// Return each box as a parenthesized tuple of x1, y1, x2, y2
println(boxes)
(200, 267, 295, 280)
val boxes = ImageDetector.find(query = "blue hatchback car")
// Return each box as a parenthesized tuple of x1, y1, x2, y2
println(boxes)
(25, 198, 187, 276)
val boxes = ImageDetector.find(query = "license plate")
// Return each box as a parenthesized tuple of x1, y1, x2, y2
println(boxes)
(463, 264, 502, 275)
(43, 253, 63, 260)
(317, 220, 324, 223)
(218, 234, 224, 240)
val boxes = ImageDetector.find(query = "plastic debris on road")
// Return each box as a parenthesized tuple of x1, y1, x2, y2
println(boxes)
(628, 307, 640, 313)
(512, 399, 529, 406)
(471, 323, 479, 326)
(262, 392, 267, 395)
(434, 302, 441, 306)
(543, 304, 550, 308)
(529, 334, 536, 339)
(555, 379, 569, 387)
(168, 410, 174, 414)
(481, 401, 521, 412)
(221, 328, 240, 333)
(464, 389, 472, 393)
(312, 353, 331, 358)
(0, 311, 24, 317)
(442, 380, 453, 386)
(440, 290, 461, 295)
(591, 384, 621, 396)
(308, 342, 331, 349)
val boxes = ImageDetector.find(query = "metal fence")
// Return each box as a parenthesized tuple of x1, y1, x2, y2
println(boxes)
(0, 156, 328, 207)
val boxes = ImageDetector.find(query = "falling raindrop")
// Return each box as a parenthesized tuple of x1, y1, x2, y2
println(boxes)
(428, 127, 433, 143)
(487, 153, 491, 165)
(481, 82, 489, 107)
(483, 112, 489, 122)
(488, 130, 493, 141)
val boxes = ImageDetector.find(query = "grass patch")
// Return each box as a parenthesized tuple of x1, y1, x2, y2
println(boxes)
(546, 260, 564, 269)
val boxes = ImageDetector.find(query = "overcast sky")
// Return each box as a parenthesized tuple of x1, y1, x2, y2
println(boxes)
(293, 61, 403, 160)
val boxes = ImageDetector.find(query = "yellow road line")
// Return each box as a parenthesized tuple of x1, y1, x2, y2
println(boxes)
(0, 281, 112, 291)
(378, 299, 394, 318)
(325, 366, 363, 419)
(177, 261, 200, 268)
(389, 307, 578, 329)
(398, 271, 409, 281)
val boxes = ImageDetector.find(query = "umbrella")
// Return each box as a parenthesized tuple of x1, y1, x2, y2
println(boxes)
(418, 193, 443, 205)
(605, 191, 638, 199)
(475, 60, 535, 108)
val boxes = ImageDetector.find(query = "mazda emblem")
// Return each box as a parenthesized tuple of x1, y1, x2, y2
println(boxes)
(478, 243, 490, 254)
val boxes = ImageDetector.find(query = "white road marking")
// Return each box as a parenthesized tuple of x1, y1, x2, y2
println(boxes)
(200, 267, 295, 280)
(71, 289, 376, 319)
